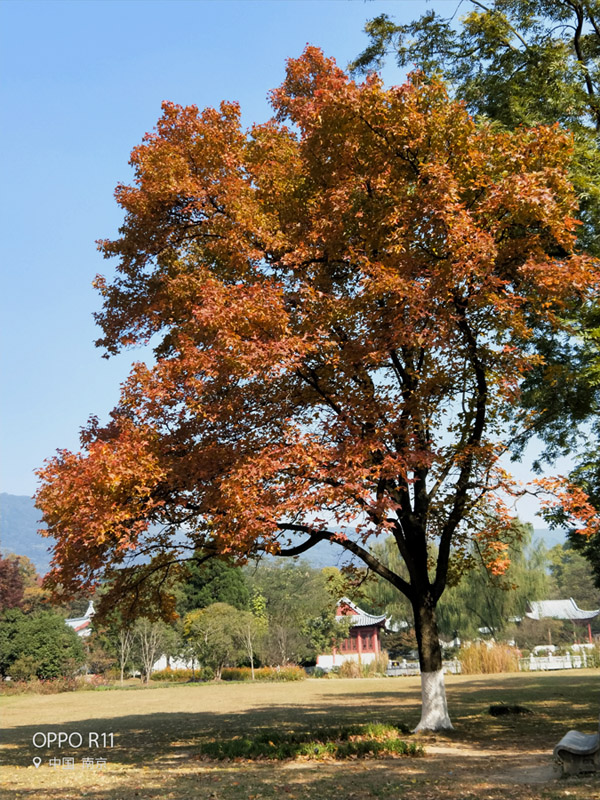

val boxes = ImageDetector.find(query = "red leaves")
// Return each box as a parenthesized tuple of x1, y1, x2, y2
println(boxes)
(534, 477, 600, 538)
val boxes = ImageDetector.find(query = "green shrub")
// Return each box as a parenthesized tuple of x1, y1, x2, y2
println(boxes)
(150, 667, 214, 682)
(9, 655, 39, 681)
(0, 609, 85, 679)
(219, 667, 247, 681)
(220, 665, 305, 682)
(197, 723, 423, 760)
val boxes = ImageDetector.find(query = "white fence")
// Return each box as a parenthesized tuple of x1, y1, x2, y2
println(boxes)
(386, 651, 596, 676)
(386, 659, 461, 676)
(520, 651, 593, 671)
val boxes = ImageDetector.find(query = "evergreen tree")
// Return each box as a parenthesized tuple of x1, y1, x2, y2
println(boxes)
(176, 557, 249, 615)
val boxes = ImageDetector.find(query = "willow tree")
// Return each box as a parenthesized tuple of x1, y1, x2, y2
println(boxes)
(36, 48, 599, 730)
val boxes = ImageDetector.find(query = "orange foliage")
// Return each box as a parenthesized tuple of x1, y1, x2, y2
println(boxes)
(36, 49, 599, 628)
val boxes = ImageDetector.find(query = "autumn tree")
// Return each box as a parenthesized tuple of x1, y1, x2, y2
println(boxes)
(36, 49, 599, 730)
(0, 555, 25, 611)
(352, 0, 600, 254)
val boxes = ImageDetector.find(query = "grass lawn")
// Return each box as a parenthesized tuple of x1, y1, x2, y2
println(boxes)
(1, 670, 600, 799)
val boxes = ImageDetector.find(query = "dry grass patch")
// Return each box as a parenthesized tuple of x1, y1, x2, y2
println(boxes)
(1, 671, 600, 799)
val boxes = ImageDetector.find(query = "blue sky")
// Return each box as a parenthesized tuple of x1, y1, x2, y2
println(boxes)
(0, 0, 567, 524)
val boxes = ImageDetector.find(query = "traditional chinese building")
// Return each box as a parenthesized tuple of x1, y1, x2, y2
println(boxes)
(316, 597, 387, 670)
(65, 601, 95, 638)
(526, 598, 600, 643)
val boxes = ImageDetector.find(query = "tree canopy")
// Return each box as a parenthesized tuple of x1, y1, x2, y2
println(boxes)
(36, 48, 599, 729)
(352, 0, 600, 253)
(353, 0, 600, 582)
(0, 609, 85, 679)
(176, 557, 249, 616)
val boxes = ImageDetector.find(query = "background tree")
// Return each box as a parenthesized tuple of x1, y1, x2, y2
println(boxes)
(505, 616, 576, 649)
(132, 617, 171, 685)
(248, 562, 340, 666)
(35, 49, 599, 730)
(436, 522, 549, 640)
(0, 556, 24, 611)
(175, 557, 249, 616)
(0, 608, 85, 679)
(84, 631, 117, 676)
(15, 555, 51, 614)
(183, 603, 244, 679)
(115, 625, 134, 685)
(547, 541, 600, 611)
(0, 553, 49, 614)
(359, 537, 413, 627)
(361, 522, 549, 641)
(236, 609, 265, 679)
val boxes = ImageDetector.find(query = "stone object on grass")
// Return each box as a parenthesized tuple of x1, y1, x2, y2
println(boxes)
(553, 714, 600, 775)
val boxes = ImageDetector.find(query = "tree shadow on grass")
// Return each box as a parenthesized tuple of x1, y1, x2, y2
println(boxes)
(2, 672, 598, 770)
(1, 699, 418, 769)
(2, 751, 599, 800)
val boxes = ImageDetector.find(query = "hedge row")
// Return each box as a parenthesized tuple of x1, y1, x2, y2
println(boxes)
(221, 666, 306, 682)
(150, 665, 306, 682)
(150, 667, 214, 682)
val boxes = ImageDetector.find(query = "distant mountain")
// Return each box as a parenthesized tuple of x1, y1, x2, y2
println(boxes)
(0, 492, 569, 578)
(295, 528, 568, 566)
(0, 493, 54, 575)
(280, 537, 360, 569)
(533, 528, 567, 550)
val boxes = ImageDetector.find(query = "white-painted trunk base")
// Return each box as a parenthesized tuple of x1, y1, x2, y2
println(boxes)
(413, 668, 453, 732)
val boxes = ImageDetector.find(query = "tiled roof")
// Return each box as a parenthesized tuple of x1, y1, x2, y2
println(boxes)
(346, 613, 387, 627)
(526, 598, 600, 621)
(337, 597, 386, 627)
(65, 601, 95, 636)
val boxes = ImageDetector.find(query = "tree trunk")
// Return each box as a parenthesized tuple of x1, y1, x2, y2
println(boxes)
(249, 647, 255, 680)
(413, 595, 453, 732)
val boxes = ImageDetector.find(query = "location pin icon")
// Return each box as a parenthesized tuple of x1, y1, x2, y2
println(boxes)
(33, 757, 41, 768)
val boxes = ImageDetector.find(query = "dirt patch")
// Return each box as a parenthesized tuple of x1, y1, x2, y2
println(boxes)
(426, 743, 559, 784)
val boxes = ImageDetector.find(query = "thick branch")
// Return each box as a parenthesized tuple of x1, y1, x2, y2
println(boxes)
(433, 300, 488, 600)
(273, 522, 413, 600)
(568, 0, 600, 129)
